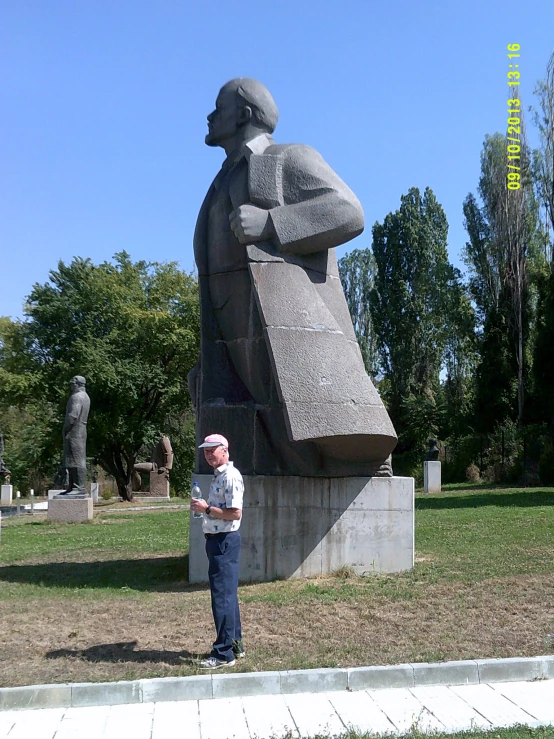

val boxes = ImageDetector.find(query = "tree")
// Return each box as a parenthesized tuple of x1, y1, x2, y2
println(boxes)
(370, 187, 472, 447)
(0, 253, 200, 500)
(530, 50, 554, 259)
(463, 131, 542, 428)
(337, 248, 380, 377)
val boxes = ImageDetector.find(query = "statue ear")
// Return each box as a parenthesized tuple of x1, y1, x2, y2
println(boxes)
(237, 105, 253, 126)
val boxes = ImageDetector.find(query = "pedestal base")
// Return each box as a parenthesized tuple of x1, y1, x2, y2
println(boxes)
(424, 461, 441, 494)
(47, 496, 93, 522)
(189, 475, 414, 583)
(1, 484, 13, 505)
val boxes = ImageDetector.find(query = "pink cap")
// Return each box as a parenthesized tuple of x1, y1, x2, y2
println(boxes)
(198, 433, 229, 449)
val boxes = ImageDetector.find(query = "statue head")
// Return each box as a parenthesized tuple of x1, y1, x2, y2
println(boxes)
(70, 375, 86, 393)
(205, 78, 279, 151)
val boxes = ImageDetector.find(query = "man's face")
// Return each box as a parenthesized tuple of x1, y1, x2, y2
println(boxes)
(70, 379, 80, 393)
(205, 87, 240, 147)
(203, 444, 228, 469)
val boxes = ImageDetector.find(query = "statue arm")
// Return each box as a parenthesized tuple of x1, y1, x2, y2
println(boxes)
(268, 146, 364, 256)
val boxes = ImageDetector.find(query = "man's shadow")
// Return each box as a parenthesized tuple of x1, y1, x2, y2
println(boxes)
(46, 641, 204, 666)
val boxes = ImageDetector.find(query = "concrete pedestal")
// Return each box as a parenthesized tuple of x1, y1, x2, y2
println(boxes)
(424, 461, 441, 494)
(189, 475, 414, 583)
(48, 489, 66, 500)
(1, 484, 13, 505)
(47, 496, 93, 522)
(90, 483, 99, 503)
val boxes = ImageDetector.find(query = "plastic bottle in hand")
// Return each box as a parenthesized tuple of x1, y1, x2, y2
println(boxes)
(191, 482, 203, 519)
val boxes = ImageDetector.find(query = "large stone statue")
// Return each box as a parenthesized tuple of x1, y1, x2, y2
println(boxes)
(60, 376, 90, 495)
(133, 435, 173, 497)
(189, 78, 397, 477)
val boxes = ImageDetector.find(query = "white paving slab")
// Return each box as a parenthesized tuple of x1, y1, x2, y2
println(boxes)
(283, 693, 345, 738)
(241, 694, 299, 739)
(198, 696, 250, 739)
(450, 683, 542, 727)
(492, 680, 554, 724)
(102, 702, 155, 739)
(368, 686, 445, 734)
(4, 707, 66, 739)
(0, 711, 18, 739)
(409, 685, 491, 732)
(151, 699, 201, 739)
(54, 704, 111, 739)
(326, 690, 396, 735)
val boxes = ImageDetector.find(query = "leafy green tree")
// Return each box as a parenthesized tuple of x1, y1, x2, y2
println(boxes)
(337, 248, 380, 377)
(370, 187, 472, 445)
(463, 131, 542, 428)
(0, 253, 200, 500)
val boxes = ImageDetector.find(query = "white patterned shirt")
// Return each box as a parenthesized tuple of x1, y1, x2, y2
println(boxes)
(202, 461, 244, 534)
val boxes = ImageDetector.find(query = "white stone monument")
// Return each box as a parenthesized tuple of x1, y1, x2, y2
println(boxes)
(90, 482, 99, 502)
(0, 484, 13, 506)
(47, 495, 93, 522)
(424, 461, 441, 494)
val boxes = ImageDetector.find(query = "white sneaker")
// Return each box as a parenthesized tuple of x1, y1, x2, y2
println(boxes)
(200, 657, 236, 669)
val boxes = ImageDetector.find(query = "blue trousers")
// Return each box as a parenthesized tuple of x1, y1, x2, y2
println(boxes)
(205, 531, 242, 662)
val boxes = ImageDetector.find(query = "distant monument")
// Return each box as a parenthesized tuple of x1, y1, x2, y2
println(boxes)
(424, 438, 441, 494)
(133, 435, 173, 498)
(188, 79, 414, 584)
(59, 376, 90, 496)
(0, 430, 13, 505)
(425, 438, 440, 461)
(188, 77, 397, 477)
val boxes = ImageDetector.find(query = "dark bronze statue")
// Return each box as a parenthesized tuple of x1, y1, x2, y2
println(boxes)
(59, 376, 90, 495)
(425, 438, 440, 462)
(0, 431, 10, 481)
(133, 435, 173, 496)
(189, 78, 397, 477)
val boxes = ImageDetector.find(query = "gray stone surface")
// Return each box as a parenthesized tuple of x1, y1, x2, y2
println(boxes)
(424, 460, 441, 494)
(191, 78, 397, 476)
(280, 668, 348, 694)
(140, 675, 212, 703)
(47, 496, 93, 522)
(347, 665, 414, 691)
(189, 475, 414, 582)
(71, 680, 141, 707)
(212, 671, 281, 698)
(476, 657, 542, 683)
(412, 660, 479, 686)
(541, 656, 554, 678)
(0, 684, 72, 711)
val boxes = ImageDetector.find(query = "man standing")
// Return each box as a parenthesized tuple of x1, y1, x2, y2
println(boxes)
(190, 433, 244, 669)
(60, 376, 90, 495)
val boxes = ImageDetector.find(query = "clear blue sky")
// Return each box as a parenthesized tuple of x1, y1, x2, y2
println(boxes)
(1, 0, 552, 320)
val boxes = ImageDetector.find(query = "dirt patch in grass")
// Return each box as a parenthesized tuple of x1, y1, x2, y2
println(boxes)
(1, 572, 552, 687)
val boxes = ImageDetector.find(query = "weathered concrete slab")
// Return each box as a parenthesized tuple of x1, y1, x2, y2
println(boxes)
(47, 496, 93, 522)
(189, 475, 414, 583)
(347, 664, 414, 691)
(412, 660, 479, 687)
(280, 668, 348, 694)
(0, 684, 72, 711)
(0, 484, 13, 505)
(140, 675, 212, 703)
(71, 680, 141, 707)
(212, 671, 280, 698)
(476, 657, 542, 683)
(424, 461, 441, 494)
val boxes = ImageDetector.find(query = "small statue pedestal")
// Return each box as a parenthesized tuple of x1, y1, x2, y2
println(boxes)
(47, 495, 93, 522)
(90, 482, 99, 502)
(1, 484, 13, 505)
(424, 461, 441, 494)
(189, 475, 414, 583)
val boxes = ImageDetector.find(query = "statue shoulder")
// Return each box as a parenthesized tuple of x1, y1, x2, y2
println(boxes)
(263, 142, 323, 162)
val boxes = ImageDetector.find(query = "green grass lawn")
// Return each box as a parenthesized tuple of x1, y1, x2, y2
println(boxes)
(0, 486, 553, 686)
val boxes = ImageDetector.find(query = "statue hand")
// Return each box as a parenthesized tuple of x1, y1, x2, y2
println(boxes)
(229, 205, 273, 244)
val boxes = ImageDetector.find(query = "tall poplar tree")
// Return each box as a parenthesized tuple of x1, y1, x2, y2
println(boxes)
(370, 187, 471, 442)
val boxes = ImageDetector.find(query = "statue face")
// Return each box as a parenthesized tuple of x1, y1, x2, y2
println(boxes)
(205, 87, 241, 148)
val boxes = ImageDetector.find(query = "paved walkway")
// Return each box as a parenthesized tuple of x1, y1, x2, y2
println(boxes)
(1, 679, 553, 738)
